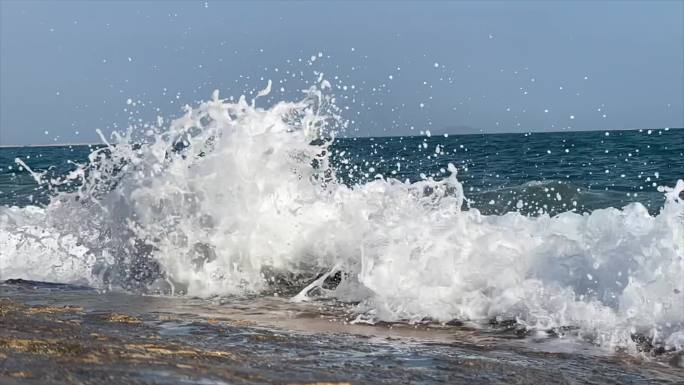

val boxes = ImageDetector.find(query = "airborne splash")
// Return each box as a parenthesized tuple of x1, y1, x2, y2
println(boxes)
(1, 82, 683, 353)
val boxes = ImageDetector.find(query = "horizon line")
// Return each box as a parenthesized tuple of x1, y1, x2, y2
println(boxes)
(0, 127, 680, 148)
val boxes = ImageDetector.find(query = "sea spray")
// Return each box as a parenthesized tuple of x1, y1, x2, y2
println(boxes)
(1, 84, 683, 353)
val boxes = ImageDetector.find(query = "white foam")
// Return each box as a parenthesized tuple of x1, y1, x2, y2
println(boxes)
(1, 85, 682, 352)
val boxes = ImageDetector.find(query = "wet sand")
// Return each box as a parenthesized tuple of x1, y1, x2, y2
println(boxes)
(1, 280, 682, 385)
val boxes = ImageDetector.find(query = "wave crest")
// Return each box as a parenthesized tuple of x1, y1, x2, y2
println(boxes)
(1, 84, 683, 353)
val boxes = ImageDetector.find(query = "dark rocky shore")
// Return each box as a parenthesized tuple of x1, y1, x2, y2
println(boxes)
(1, 280, 682, 385)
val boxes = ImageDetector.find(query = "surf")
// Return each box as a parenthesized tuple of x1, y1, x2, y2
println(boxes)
(1, 81, 683, 354)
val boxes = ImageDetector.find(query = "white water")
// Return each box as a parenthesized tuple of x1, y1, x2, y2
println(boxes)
(1, 84, 683, 353)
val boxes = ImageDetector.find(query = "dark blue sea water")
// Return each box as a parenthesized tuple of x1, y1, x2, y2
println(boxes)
(2, 128, 682, 215)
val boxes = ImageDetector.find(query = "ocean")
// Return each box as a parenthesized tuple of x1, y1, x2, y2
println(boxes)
(4, 129, 682, 213)
(0, 91, 683, 384)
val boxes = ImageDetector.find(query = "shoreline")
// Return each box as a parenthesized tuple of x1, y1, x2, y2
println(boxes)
(1, 280, 682, 385)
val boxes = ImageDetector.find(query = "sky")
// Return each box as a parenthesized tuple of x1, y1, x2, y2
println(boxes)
(0, 1, 682, 145)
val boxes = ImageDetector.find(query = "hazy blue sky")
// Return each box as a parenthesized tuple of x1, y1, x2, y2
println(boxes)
(1, 1, 682, 145)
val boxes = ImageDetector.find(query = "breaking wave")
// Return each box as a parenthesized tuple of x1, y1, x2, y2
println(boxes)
(1, 82, 683, 353)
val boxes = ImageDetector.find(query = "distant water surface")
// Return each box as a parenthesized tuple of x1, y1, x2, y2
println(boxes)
(2, 128, 682, 214)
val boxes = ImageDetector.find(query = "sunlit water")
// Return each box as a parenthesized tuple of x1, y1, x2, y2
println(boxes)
(2, 280, 683, 384)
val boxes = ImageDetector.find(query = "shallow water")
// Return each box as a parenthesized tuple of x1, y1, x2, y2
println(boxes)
(1, 280, 682, 385)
